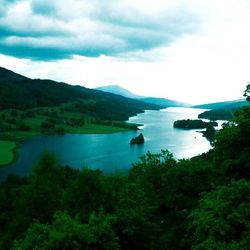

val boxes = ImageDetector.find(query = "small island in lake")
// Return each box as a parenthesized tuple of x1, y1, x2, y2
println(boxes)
(173, 119, 218, 129)
(173, 119, 218, 142)
(130, 133, 145, 145)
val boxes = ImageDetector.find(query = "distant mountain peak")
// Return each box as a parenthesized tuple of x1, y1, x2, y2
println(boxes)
(0, 67, 161, 117)
(95, 84, 187, 108)
(95, 85, 142, 99)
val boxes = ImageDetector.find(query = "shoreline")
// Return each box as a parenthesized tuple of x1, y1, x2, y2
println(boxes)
(0, 122, 139, 168)
(0, 140, 20, 168)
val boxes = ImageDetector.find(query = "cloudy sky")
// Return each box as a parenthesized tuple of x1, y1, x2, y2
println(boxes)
(0, 0, 250, 104)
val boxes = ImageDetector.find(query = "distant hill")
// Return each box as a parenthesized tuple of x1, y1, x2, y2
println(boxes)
(139, 97, 187, 108)
(0, 67, 28, 81)
(95, 85, 142, 99)
(96, 85, 186, 108)
(0, 67, 160, 121)
(192, 99, 247, 110)
(195, 99, 249, 120)
(198, 109, 237, 121)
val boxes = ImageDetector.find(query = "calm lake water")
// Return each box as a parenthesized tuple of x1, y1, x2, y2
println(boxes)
(0, 107, 212, 180)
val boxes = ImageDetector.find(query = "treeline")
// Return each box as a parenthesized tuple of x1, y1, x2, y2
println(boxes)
(173, 119, 218, 142)
(198, 109, 236, 120)
(0, 94, 249, 249)
(173, 119, 218, 129)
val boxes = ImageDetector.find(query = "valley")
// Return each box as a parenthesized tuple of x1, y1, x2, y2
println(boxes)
(0, 67, 159, 166)
(1, 1, 250, 248)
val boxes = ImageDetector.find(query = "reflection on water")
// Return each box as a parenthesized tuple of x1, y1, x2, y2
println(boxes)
(0, 107, 212, 180)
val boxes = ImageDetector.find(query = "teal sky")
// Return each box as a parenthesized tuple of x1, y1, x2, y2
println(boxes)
(0, 0, 249, 104)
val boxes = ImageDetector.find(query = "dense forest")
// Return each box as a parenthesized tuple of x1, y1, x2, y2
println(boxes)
(0, 86, 249, 249)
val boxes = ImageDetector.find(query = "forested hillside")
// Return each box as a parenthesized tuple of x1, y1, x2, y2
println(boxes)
(0, 67, 160, 121)
(193, 99, 247, 109)
(0, 86, 249, 249)
(195, 99, 249, 121)
(198, 108, 237, 120)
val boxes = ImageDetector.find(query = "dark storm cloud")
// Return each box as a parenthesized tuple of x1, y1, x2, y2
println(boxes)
(0, 44, 69, 60)
(0, 0, 199, 61)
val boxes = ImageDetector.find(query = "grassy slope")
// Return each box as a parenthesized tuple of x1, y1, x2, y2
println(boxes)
(0, 141, 17, 166)
(1, 110, 132, 139)
(0, 121, 129, 166)
(0, 122, 129, 167)
(0, 109, 133, 165)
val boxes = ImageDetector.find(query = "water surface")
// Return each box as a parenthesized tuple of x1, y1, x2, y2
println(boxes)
(0, 107, 212, 180)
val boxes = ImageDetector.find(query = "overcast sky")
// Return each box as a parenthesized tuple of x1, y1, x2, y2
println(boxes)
(0, 0, 250, 104)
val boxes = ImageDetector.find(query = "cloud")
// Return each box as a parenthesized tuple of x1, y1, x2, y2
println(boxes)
(0, 0, 199, 60)
(30, 1, 57, 16)
(1, 0, 250, 104)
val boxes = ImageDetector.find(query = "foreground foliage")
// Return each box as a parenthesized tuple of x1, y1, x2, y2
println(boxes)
(0, 92, 249, 249)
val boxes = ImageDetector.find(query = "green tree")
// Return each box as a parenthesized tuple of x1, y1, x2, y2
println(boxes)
(190, 180, 250, 250)
(17, 151, 64, 225)
(129, 150, 176, 193)
(0, 175, 28, 249)
(114, 182, 157, 250)
(243, 83, 250, 101)
(63, 168, 111, 222)
(10, 109, 18, 117)
(202, 124, 216, 143)
(30, 152, 63, 220)
(213, 103, 250, 180)
(13, 211, 119, 250)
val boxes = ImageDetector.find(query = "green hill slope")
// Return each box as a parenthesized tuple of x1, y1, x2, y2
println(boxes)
(0, 67, 160, 121)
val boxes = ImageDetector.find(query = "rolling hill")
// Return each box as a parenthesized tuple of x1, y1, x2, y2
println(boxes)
(0, 67, 161, 121)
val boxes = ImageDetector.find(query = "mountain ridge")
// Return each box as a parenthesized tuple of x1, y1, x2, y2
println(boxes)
(0, 67, 161, 121)
(95, 85, 142, 99)
(0, 67, 29, 80)
(95, 84, 187, 108)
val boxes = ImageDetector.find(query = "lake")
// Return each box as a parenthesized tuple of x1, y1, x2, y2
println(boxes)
(0, 107, 212, 180)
